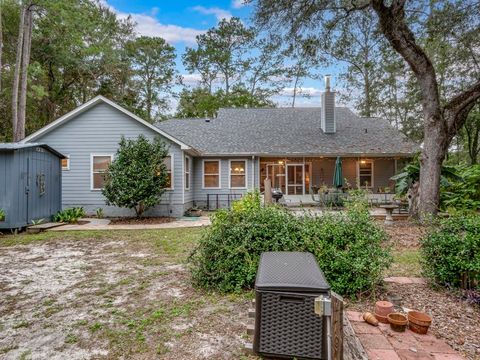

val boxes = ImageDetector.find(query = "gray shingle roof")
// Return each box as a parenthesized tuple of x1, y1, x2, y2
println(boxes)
(155, 107, 419, 156)
(0, 143, 66, 158)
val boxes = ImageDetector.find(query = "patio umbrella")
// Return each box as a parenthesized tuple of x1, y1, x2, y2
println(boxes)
(333, 156, 343, 188)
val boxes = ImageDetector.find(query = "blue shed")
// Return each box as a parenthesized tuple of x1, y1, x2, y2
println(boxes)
(0, 143, 65, 230)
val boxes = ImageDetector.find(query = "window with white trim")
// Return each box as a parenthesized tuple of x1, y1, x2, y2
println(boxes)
(203, 160, 220, 188)
(230, 160, 246, 188)
(185, 156, 190, 190)
(358, 160, 374, 188)
(91, 155, 112, 190)
(61, 155, 70, 171)
(164, 155, 173, 189)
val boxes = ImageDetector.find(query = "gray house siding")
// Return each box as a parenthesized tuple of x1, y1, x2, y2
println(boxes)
(30, 103, 186, 217)
(192, 156, 257, 209)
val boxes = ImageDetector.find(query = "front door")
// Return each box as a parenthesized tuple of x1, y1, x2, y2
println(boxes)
(286, 164, 304, 195)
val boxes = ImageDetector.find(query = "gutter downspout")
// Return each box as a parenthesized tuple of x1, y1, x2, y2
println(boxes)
(251, 155, 255, 190)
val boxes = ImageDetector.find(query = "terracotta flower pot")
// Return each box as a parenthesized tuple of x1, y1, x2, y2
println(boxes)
(375, 301, 394, 316)
(408, 311, 432, 335)
(388, 313, 408, 332)
(374, 313, 389, 324)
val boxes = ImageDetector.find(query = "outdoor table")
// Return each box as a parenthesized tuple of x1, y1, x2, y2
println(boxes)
(379, 204, 399, 225)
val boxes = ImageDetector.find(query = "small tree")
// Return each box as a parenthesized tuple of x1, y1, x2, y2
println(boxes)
(102, 135, 169, 217)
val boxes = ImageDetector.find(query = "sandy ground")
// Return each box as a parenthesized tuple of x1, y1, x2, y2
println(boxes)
(0, 236, 252, 360)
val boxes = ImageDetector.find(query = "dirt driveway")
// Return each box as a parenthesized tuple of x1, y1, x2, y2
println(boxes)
(0, 229, 253, 360)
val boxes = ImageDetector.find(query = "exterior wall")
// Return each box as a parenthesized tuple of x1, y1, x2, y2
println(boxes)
(31, 103, 185, 217)
(260, 156, 405, 194)
(192, 156, 256, 209)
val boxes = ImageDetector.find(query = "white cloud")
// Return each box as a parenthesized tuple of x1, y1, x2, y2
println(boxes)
(192, 6, 232, 21)
(280, 87, 322, 97)
(102, 1, 204, 44)
(181, 73, 203, 85)
(232, 0, 247, 9)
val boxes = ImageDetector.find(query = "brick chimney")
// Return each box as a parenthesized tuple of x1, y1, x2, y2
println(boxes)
(321, 75, 336, 133)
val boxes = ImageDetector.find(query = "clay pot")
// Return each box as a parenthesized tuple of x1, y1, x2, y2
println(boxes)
(387, 313, 408, 332)
(374, 313, 389, 324)
(408, 311, 432, 335)
(375, 301, 394, 316)
(374, 300, 394, 323)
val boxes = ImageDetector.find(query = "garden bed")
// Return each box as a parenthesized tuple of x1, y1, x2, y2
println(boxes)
(348, 220, 480, 360)
(109, 216, 176, 225)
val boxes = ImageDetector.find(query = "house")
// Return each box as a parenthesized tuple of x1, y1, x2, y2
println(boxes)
(22, 84, 418, 217)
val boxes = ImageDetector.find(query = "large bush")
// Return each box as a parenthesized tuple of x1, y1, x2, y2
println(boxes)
(189, 191, 391, 297)
(421, 214, 480, 289)
(102, 135, 169, 217)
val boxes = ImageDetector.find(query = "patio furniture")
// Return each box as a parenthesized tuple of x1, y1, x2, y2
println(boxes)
(253, 252, 331, 359)
(379, 204, 399, 225)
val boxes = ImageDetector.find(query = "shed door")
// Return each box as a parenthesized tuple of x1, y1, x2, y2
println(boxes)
(27, 152, 51, 222)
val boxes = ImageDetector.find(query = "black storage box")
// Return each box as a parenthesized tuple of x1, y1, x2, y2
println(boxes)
(253, 252, 330, 359)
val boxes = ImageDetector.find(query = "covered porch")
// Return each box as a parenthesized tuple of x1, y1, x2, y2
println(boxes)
(259, 156, 408, 205)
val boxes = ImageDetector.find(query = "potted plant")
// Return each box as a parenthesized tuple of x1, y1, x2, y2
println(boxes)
(0, 209, 5, 222)
(185, 206, 202, 217)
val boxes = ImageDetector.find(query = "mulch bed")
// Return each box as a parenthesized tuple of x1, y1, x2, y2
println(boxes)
(109, 217, 176, 225)
(347, 220, 480, 360)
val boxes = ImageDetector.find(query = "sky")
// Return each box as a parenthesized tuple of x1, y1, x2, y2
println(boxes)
(105, 0, 345, 109)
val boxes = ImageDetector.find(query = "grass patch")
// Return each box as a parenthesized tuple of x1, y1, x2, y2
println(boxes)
(12, 320, 30, 329)
(386, 249, 422, 277)
(0, 228, 204, 264)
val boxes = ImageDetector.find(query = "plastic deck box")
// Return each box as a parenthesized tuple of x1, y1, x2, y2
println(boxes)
(253, 251, 330, 359)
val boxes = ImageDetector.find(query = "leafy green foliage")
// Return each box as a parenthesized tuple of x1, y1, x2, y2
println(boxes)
(175, 86, 274, 118)
(441, 165, 480, 211)
(0, 209, 5, 221)
(126, 36, 176, 122)
(96, 208, 104, 219)
(102, 135, 169, 217)
(391, 157, 460, 196)
(421, 214, 480, 290)
(53, 207, 85, 223)
(190, 191, 390, 297)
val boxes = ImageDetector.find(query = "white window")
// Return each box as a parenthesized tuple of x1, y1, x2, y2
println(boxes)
(61, 155, 70, 171)
(229, 160, 247, 188)
(358, 160, 374, 188)
(203, 160, 220, 188)
(164, 155, 173, 189)
(185, 156, 190, 190)
(91, 154, 113, 190)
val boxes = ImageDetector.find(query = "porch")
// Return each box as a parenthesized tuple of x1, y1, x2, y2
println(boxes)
(259, 156, 407, 205)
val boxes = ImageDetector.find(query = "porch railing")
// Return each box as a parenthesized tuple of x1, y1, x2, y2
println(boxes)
(206, 193, 243, 210)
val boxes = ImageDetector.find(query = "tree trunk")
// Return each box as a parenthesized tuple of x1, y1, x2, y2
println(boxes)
(16, 6, 33, 142)
(12, 5, 26, 139)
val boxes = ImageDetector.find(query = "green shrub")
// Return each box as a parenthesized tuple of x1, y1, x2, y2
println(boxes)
(0, 209, 5, 221)
(102, 135, 169, 217)
(441, 165, 480, 211)
(53, 207, 86, 223)
(189, 191, 391, 297)
(421, 214, 480, 289)
(96, 208, 104, 219)
(302, 203, 390, 296)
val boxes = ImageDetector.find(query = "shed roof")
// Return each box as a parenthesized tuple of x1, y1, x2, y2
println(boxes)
(156, 107, 419, 156)
(0, 143, 66, 158)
